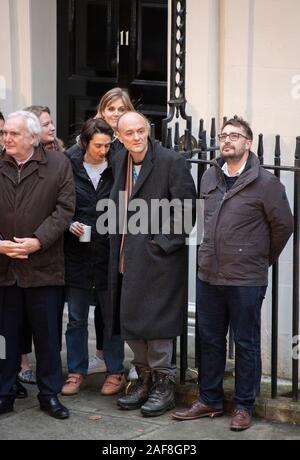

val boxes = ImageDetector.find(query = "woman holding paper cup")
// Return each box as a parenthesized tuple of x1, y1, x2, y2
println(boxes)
(66, 88, 138, 381)
(62, 118, 126, 396)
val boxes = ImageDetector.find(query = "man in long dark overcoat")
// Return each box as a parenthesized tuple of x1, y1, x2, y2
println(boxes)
(107, 112, 196, 417)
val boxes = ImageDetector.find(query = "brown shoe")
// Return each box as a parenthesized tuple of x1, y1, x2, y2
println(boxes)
(61, 373, 84, 396)
(101, 374, 126, 396)
(172, 400, 223, 421)
(230, 409, 252, 431)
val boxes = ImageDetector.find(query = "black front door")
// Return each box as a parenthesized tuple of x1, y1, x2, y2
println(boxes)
(57, 0, 168, 144)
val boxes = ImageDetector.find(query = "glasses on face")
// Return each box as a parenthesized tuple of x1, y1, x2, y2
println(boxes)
(218, 132, 249, 142)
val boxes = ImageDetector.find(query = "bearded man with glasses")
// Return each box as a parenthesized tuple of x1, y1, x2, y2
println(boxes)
(172, 116, 293, 432)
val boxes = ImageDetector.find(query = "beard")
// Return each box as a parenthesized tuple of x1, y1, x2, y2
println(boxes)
(221, 146, 247, 162)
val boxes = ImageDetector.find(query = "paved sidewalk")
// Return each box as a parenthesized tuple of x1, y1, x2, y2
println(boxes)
(1, 310, 300, 441)
(0, 372, 300, 440)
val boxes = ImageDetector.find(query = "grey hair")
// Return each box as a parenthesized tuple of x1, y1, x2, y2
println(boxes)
(7, 110, 41, 146)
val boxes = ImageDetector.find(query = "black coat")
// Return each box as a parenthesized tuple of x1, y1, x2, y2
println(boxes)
(64, 148, 114, 290)
(107, 141, 197, 340)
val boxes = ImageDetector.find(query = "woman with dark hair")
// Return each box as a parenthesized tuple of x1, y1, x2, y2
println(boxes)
(67, 88, 137, 381)
(62, 118, 126, 396)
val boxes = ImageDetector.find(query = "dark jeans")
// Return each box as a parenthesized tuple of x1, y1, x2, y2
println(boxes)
(197, 278, 267, 414)
(0, 285, 64, 401)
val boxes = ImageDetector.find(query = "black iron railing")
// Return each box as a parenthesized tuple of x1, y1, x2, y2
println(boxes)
(157, 116, 300, 401)
(162, 0, 300, 401)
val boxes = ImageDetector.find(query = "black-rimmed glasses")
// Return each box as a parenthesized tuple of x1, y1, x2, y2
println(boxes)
(218, 132, 250, 142)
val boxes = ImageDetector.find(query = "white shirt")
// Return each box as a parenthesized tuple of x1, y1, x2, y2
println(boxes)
(133, 164, 142, 178)
(16, 151, 34, 166)
(222, 161, 247, 178)
(83, 161, 108, 190)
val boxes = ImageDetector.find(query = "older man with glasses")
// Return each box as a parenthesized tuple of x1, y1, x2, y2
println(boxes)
(172, 116, 293, 432)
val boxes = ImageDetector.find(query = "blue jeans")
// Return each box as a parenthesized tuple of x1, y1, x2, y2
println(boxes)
(197, 279, 267, 414)
(65, 287, 124, 375)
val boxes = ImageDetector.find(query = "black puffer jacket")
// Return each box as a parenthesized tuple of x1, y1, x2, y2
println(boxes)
(64, 148, 114, 290)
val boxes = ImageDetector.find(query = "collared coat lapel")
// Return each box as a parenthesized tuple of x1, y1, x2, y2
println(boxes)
(130, 143, 154, 200)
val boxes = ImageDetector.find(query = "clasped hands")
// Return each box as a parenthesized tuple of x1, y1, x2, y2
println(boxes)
(0, 237, 41, 259)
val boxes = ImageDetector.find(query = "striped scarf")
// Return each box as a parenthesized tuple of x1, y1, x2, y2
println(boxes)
(119, 154, 134, 274)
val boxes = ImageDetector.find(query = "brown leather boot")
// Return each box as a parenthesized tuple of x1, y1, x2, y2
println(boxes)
(117, 368, 152, 410)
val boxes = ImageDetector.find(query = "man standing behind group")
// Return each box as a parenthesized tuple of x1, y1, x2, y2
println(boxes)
(107, 112, 196, 417)
(172, 117, 293, 431)
(0, 111, 75, 419)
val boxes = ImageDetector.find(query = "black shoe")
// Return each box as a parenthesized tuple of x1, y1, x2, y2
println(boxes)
(141, 372, 175, 417)
(0, 398, 14, 415)
(39, 396, 70, 420)
(14, 379, 28, 399)
(117, 368, 152, 410)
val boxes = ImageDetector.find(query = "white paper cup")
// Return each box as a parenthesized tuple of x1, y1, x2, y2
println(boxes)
(79, 225, 92, 243)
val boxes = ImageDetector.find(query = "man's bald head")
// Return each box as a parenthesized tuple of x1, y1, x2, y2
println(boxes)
(116, 111, 150, 134)
(116, 111, 150, 162)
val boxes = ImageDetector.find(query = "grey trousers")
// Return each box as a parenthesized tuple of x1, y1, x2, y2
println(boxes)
(127, 339, 176, 376)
